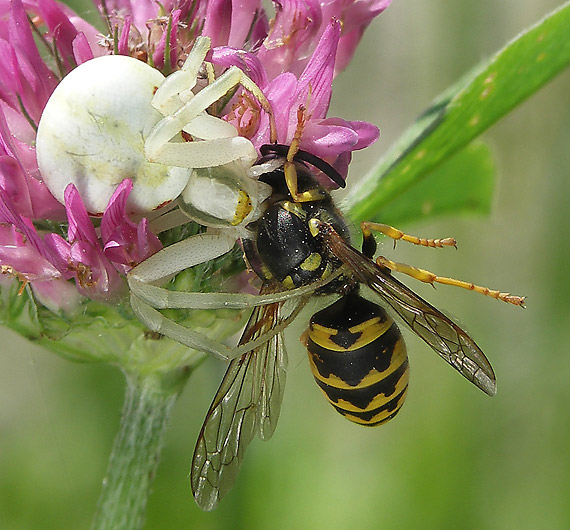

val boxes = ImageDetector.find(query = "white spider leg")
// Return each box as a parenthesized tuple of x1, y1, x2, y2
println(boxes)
(148, 208, 192, 234)
(181, 113, 238, 140)
(130, 293, 236, 360)
(151, 36, 211, 114)
(150, 136, 257, 169)
(145, 66, 252, 159)
(128, 231, 237, 285)
(129, 267, 344, 310)
(130, 293, 308, 361)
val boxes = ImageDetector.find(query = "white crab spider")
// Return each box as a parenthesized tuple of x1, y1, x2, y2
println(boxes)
(36, 37, 269, 215)
(36, 36, 325, 359)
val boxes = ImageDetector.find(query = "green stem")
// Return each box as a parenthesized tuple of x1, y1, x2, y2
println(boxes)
(91, 372, 183, 530)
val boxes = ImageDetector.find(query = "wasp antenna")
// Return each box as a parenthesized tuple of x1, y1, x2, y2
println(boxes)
(258, 144, 345, 188)
(292, 148, 346, 188)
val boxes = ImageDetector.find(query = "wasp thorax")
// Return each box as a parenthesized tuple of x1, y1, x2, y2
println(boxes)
(36, 55, 192, 214)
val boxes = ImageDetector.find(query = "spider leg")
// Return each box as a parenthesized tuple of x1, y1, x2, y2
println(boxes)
(130, 292, 307, 361)
(151, 37, 211, 114)
(145, 65, 265, 167)
(128, 231, 238, 285)
(129, 266, 344, 310)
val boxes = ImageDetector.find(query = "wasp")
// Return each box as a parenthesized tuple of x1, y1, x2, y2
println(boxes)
(189, 141, 524, 510)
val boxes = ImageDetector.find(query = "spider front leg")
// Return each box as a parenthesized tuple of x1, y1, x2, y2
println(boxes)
(128, 226, 344, 323)
(145, 38, 276, 171)
(128, 231, 238, 286)
(145, 66, 259, 170)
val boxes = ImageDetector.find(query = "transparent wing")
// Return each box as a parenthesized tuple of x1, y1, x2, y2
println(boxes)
(320, 225, 496, 396)
(191, 294, 305, 511)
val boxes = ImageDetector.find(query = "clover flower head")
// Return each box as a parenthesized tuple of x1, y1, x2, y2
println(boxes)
(0, 0, 388, 317)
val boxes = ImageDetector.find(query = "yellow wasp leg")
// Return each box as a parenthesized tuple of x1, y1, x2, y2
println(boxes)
(375, 256, 526, 307)
(361, 221, 457, 249)
(284, 106, 325, 202)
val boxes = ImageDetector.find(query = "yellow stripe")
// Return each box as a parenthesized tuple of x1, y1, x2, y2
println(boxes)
(300, 252, 322, 272)
(330, 366, 409, 413)
(309, 316, 393, 352)
(340, 389, 408, 426)
(281, 201, 307, 219)
(231, 190, 252, 225)
(321, 261, 334, 280)
(308, 338, 408, 390)
(281, 275, 295, 289)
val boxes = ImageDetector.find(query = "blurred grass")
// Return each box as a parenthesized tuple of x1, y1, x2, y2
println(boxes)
(2, 1, 570, 529)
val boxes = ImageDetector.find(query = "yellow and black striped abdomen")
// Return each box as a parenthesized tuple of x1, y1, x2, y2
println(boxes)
(306, 292, 409, 426)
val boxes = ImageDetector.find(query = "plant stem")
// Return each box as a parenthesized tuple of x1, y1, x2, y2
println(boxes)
(91, 371, 183, 530)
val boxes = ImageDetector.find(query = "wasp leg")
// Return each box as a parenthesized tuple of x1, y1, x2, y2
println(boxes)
(283, 106, 326, 202)
(375, 256, 525, 307)
(361, 221, 457, 249)
(284, 163, 325, 202)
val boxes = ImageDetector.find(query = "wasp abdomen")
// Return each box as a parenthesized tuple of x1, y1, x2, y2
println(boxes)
(306, 292, 409, 426)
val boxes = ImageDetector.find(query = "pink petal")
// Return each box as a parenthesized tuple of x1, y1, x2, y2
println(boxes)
(302, 120, 360, 157)
(37, 0, 81, 70)
(72, 32, 94, 64)
(257, 0, 322, 78)
(43, 232, 74, 278)
(0, 224, 60, 280)
(31, 278, 83, 314)
(201, 0, 265, 49)
(117, 15, 132, 56)
(0, 106, 65, 219)
(100, 180, 134, 242)
(94, 0, 158, 37)
(152, 9, 181, 69)
(8, 0, 58, 119)
(318, 0, 392, 73)
(202, 0, 232, 48)
(211, 47, 269, 88)
(101, 179, 162, 272)
(0, 188, 55, 263)
(342, 119, 381, 150)
(227, 0, 265, 48)
(69, 239, 123, 300)
(64, 184, 99, 246)
(296, 19, 341, 119)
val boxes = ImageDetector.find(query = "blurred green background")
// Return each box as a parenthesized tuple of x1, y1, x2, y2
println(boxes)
(2, 1, 569, 528)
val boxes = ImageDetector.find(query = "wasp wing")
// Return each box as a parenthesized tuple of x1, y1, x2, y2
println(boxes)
(191, 294, 305, 511)
(320, 227, 496, 396)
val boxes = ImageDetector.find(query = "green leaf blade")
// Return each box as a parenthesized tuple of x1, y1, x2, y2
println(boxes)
(374, 141, 495, 227)
(346, 2, 570, 222)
